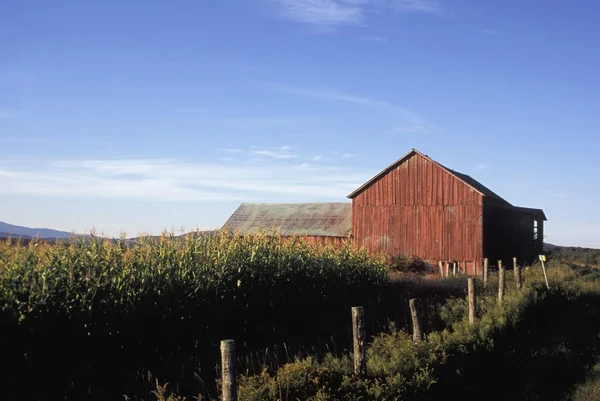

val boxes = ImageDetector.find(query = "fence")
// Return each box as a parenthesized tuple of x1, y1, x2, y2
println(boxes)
(216, 256, 537, 401)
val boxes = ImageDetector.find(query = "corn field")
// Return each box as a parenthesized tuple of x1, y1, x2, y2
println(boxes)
(0, 230, 387, 400)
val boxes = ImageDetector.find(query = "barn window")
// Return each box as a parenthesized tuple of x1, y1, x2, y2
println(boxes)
(533, 220, 538, 241)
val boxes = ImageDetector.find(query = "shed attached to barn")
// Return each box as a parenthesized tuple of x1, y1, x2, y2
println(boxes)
(222, 202, 352, 247)
(348, 149, 546, 270)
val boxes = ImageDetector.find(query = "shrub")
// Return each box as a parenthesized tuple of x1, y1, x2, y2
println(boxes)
(389, 254, 431, 275)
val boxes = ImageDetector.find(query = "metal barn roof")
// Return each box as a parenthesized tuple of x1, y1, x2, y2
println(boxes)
(222, 202, 352, 237)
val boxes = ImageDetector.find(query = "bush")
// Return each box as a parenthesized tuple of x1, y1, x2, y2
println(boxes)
(389, 254, 431, 275)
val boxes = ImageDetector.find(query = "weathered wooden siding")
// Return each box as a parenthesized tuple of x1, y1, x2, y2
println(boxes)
(352, 153, 484, 262)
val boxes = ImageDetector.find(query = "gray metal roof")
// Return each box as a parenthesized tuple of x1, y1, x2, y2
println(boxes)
(222, 202, 352, 237)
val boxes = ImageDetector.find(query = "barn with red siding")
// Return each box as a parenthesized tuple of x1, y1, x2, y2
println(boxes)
(223, 149, 546, 271)
(348, 149, 545, 270)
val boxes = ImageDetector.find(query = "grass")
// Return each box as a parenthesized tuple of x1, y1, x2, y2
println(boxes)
(568, 362, 600, 401)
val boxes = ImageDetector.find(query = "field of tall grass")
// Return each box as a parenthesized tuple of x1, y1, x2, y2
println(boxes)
(0, 231, 390, 400)
(3, 231, 600, 401)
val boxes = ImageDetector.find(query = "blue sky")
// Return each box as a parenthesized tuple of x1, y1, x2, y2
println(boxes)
(1, 0, 599, 247)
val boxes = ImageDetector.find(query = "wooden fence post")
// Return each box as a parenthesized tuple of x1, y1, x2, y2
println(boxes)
(462, 261, 466, 275)
(445, 262, 450, 278)
(439, 261, 444, 280)
(473, 260, 477, 276)
(483, 258, 489, 288)
(352, 306, 366, 375)
(498, 260, 505, 305)
(221, 339, 237, 401)
(453, 262, 457, 276)
(409, 299, 423, 342)
(468, 278, 476, 324)
(514, 257, 522, 290)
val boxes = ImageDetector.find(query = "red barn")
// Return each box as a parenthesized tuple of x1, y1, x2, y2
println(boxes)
(223, 149, 546, 271)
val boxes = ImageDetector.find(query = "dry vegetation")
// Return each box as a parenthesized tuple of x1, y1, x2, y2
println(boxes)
(2, 233, 600, 400)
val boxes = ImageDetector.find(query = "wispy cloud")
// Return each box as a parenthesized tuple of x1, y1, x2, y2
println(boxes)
(545, 190, 566, 198)
(249, 145, 299, 159)
(224, 116, 322, 130)
(176, 107, 206, 113)
(392, 0, 448, 17)
(259, 0, 450, 27)
(362, 35, 387, 42)
(220, 145, 355, 163)
(0, 136, 55, 144)
(271, 83, 436, 134)
(0, 110, 19, 119)
(261, 0, 365, 26)
(481, 28, 497, 35)
(220, 145, 299, 160)
(0, 152, 369, 203)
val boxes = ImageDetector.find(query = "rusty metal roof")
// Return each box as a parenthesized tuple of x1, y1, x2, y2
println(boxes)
(222, 202, 352, 237)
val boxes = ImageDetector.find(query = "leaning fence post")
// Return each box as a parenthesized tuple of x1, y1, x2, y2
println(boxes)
(498, 260, 505, 305)
(221, 339, 237, 401)
(439, 261, 444, 279)
(483, 258, 489, 288)
(514, 257, 522, 290)
(352, 306, 366, 375)
(409, 299, 423, 342)
(468, 278, 476, 324)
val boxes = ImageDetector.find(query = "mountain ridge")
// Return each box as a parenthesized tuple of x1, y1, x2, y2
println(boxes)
(0, 221, 77, 239)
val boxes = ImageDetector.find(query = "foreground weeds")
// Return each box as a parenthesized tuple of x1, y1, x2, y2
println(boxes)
(225, 263, 600, 401)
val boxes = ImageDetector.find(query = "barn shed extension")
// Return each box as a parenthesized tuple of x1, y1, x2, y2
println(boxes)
(222, 149, 546, 271)
(223, 202, 352, 247)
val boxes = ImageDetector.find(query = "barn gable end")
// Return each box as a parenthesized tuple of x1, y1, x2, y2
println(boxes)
(347, 149, 485, 262)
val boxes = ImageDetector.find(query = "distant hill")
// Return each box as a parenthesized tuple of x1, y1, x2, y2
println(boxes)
(0, 221, 76, 239)
(0, 221, 218, 244)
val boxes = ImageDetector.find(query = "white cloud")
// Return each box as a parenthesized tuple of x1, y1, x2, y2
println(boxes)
(249, 145, 298, 159)
(262, 0, 365, 26)
(474, 162, 491, 171)
(481, 28, 497, 35)
(0, 110, 19, 119)
(362, 35, 387, 42)
(220, 145, 299, 160)
(260, 0, 449, 27)
(0, 155, 370, 203)
(392, 0, 448, 17)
